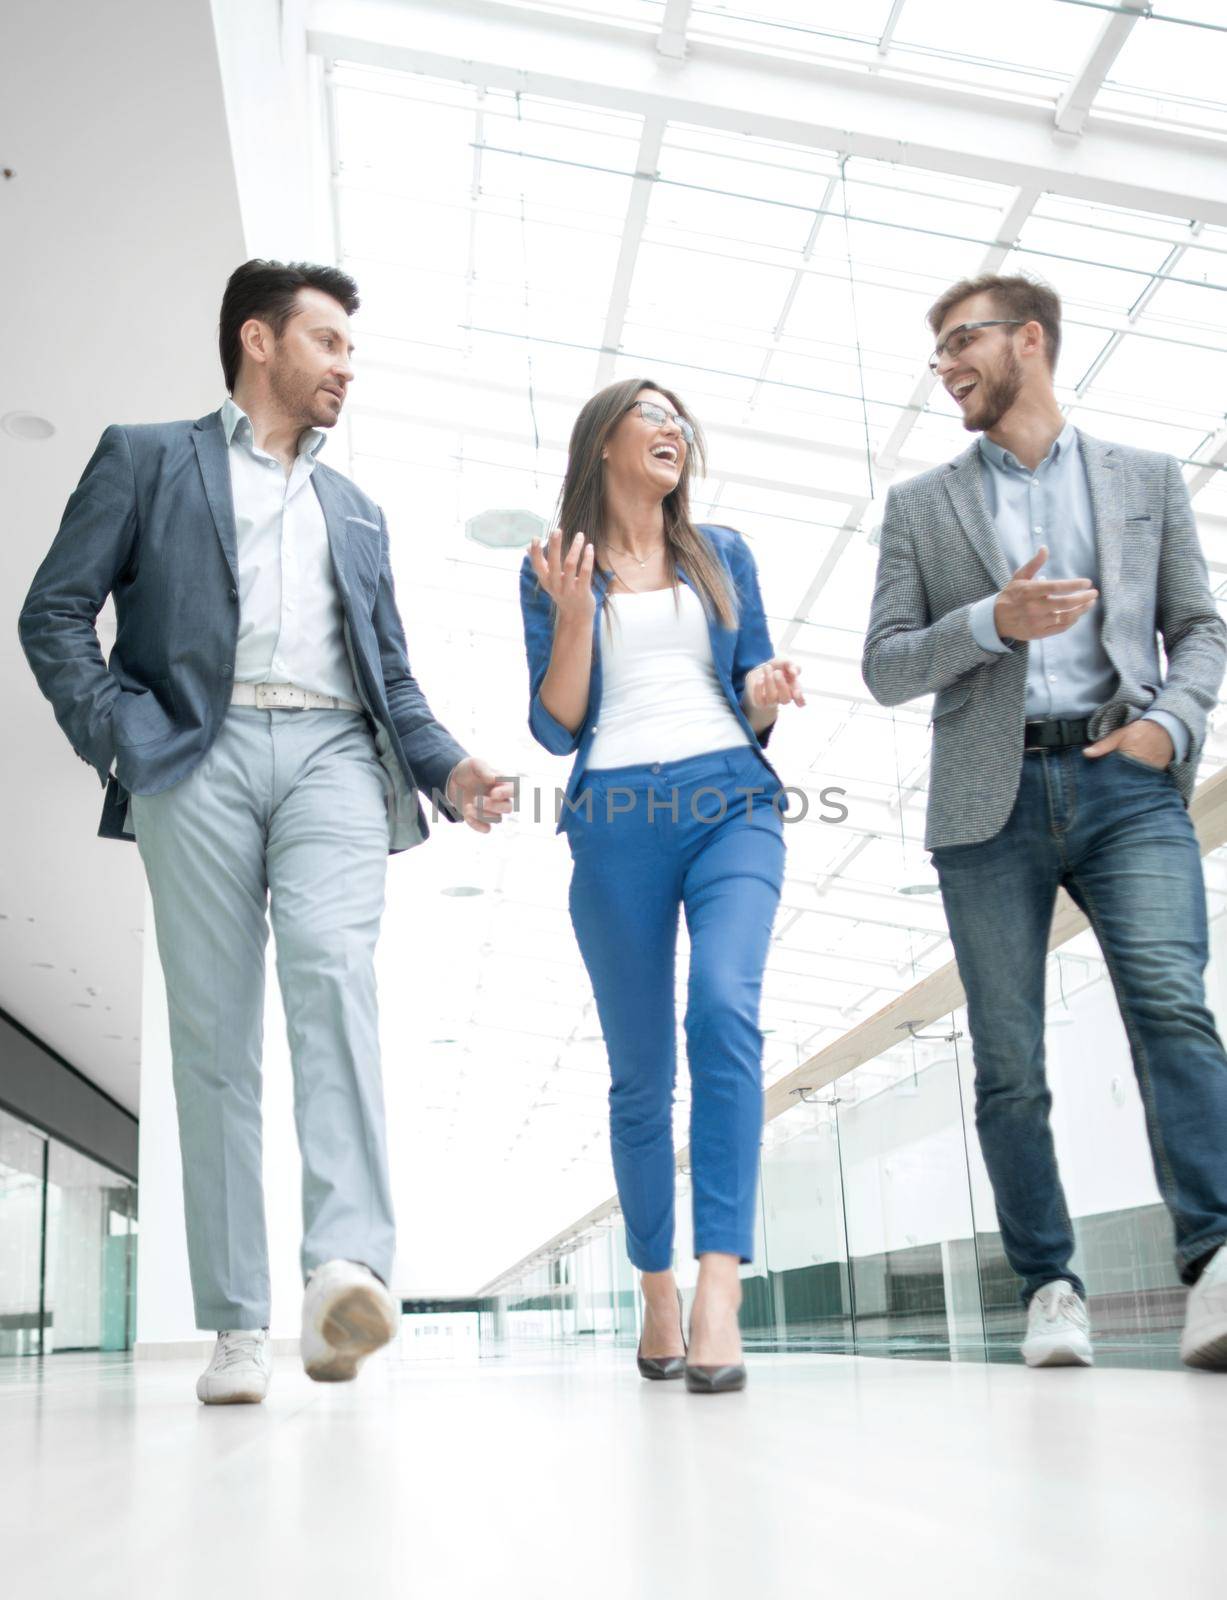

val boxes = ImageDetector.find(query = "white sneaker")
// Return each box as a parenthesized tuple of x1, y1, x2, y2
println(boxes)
(1180, 1246, 1227, 1371)
(301, 1259, 399, 1383)
(196, 1329, 272, 1404)
(1021, 1280, 1094, 1368)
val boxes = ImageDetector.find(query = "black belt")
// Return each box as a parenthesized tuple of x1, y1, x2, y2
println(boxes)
(1023, 716, 1091, 751)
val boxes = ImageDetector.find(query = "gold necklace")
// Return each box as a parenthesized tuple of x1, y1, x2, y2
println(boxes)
(604, 542, 662, 570)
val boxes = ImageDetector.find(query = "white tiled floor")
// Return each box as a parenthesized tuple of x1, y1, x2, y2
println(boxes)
(1, 1343, 1223, 1599)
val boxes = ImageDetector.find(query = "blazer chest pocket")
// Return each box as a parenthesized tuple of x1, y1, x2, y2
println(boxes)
(931, 679, 973, 722)
(344, 516, 382, 608)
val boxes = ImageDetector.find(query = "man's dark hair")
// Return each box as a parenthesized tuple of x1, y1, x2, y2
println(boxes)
(219, 259, 360, 392)
(927, 273, 1062, 371)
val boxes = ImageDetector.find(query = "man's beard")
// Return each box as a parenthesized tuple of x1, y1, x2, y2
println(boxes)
(964, 349, 1023, 433)
(268, 355, 335, 428)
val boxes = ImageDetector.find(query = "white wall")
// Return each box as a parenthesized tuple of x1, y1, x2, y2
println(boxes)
(209, 0, 333, 260)
(1, 0, 247, 1105)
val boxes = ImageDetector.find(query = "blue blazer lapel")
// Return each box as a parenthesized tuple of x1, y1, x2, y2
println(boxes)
(191, 412, 239, 584)
(310, 467, 357, 606)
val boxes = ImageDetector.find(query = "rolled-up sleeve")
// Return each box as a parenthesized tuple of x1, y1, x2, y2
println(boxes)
(727, 530, 778, 749)
(519, 554, 583, 755)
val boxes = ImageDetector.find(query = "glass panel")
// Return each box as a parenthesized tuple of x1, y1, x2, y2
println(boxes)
(837, 1020, 985, 1360)
(0, 1113, 46, 1358)
(760, 1097, 853, 1351)
(0, 1113, 137, 1358)
(44, 1142, 136, 1355)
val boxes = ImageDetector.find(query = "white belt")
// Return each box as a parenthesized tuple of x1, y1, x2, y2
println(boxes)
(230, 682, 363, 713)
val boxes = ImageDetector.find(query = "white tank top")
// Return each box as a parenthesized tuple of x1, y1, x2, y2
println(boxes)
(585, 583, 752, 770)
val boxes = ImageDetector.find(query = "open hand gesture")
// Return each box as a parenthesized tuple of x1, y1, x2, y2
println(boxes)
(528, 529, 596, 624)
(994, 547, 1098, 642)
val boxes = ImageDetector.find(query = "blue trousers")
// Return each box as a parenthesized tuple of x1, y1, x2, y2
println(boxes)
(933, 747, 1227, 1303)
(565, 746, 785, 1271)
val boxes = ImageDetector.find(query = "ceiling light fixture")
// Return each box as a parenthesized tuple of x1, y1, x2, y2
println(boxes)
(465, 508, 547, 550)
(441, 885, 484, 897)
(2, 411, 55, 441)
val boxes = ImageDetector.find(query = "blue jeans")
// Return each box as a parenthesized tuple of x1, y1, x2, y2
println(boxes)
(933, 747, 1227, 1303)
(565, 746, 785, 1271)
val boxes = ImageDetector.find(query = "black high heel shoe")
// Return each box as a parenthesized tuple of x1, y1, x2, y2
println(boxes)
(637, 1288, 687, 1380)
(684, 1360, 746, 1394)
(684, 1303, 747, 1393)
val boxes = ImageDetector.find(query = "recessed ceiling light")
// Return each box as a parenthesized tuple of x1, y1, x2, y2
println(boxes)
(441, 885, 484, 897)
(2, 411, 55, 441)
(898, 883, 941, 895)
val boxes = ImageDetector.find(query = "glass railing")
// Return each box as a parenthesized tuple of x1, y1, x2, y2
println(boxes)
(477, 774, 1227, 1370)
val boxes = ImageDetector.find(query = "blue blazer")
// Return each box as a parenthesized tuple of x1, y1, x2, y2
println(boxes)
(519, 524, 783, 827)
(19, 409, 467, 850)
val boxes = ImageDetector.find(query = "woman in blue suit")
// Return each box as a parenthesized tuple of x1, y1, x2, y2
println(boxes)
(520, 379, 804, 1392)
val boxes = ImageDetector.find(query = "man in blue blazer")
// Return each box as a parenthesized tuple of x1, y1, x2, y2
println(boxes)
(20, 259, 513, 1404)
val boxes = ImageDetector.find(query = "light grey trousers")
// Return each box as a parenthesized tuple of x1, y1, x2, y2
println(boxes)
(131, 708, 395, 1330)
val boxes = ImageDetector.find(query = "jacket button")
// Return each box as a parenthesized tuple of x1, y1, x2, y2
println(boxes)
(220, 664, 232, 678)
(228, 587, 238, 602)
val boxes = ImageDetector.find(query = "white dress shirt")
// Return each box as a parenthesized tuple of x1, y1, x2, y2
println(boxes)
(221, 397, 359, 704)
(585, 584, 752, 769)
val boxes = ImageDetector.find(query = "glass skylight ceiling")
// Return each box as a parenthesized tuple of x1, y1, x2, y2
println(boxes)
(316, 1, 1227, 1286)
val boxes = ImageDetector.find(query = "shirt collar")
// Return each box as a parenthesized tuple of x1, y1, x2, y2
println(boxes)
(979, 421, 1077, 476)
(220, 396, 326, 460)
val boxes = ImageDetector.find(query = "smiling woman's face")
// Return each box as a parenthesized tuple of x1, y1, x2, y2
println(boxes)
(602, 387, 688, 500)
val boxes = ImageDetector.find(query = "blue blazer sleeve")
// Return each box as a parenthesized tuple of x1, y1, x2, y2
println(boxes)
(722, 529, 777, 750)
(18, 425, 137, 784)
(519, 552, 584, 755)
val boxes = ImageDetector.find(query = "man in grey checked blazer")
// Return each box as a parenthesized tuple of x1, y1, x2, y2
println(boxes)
(863, 273, 1227, 1371)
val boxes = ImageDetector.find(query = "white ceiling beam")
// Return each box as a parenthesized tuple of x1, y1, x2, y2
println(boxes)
(1187, 424, 1227, 499)
(747, 173, 841, 408)
(309, 0, 1227, 224)
(657, 0, 693, 62)
(876, 0, 908, 57)
(875, 184, 1040, 474)
(349, 361, 928, 473)
(1055, 0, 1148, 137)
(595, 116, 665, 388)
(778, 500, 871, 652)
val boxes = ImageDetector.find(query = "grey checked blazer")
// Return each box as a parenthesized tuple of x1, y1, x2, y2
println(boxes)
(862, 432, 1227, 849)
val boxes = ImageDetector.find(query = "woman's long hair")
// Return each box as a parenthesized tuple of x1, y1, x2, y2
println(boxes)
(555, 377, 737, 628)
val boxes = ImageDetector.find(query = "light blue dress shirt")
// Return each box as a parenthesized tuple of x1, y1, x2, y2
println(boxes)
(968, 423, 1187, 760)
